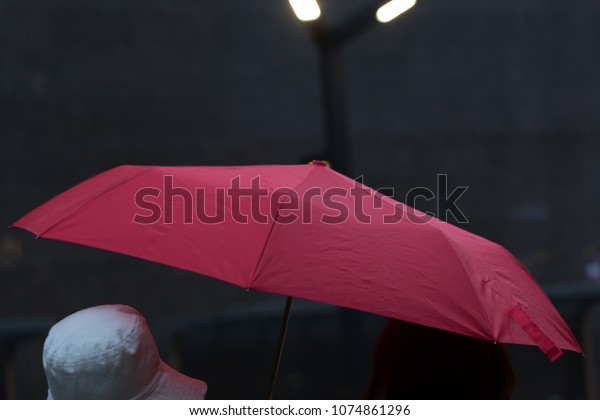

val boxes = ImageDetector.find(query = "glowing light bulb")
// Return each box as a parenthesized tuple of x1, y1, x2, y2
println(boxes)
(376, 0, 416, 23)
(288, 0, 321, 22)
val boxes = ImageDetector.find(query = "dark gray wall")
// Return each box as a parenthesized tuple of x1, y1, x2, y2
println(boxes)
(1, 0, 599, 399)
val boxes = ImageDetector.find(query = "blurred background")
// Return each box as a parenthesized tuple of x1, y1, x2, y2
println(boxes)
(2, 0, 600, 399)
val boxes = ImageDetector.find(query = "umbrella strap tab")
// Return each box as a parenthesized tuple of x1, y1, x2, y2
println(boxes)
(510, 304, 563, 362)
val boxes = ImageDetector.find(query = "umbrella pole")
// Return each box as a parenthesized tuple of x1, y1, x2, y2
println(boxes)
(268, 295, 294, 399)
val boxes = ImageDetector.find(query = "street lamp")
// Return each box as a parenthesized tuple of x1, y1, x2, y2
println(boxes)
(289, 0, 415, 24)
(288, 0, 417, 176)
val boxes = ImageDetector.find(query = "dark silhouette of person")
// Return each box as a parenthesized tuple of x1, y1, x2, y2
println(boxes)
(365, 319, 515, 399)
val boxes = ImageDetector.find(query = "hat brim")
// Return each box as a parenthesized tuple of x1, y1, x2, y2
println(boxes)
(47, 362, 206, 400)
(142, 362, 207, 400)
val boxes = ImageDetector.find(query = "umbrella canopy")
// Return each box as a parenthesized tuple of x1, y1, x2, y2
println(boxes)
(12, 163, 581, 361)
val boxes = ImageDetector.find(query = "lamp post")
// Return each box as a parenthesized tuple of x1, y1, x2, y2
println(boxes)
(263, 1, 419, 399)
(289, 0, 417, 175)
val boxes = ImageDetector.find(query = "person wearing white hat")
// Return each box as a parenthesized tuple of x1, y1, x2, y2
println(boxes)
(42, 304, 207, 399)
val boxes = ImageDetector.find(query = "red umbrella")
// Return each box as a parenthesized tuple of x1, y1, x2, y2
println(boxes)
(12, 163, 581, 367)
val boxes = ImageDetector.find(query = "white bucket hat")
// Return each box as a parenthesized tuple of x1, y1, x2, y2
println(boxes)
(43, 304, 207, 400)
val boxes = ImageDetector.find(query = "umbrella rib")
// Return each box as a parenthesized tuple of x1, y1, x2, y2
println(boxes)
(249, 213, 280, 288)
(435, 227, 495, 339)
(35, 166, 150, 238)
(249, 164, 322, 287)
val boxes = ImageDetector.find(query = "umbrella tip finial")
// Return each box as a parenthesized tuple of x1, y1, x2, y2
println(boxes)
(245, 288, 251, 292)
(309, 160, 330, 168)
